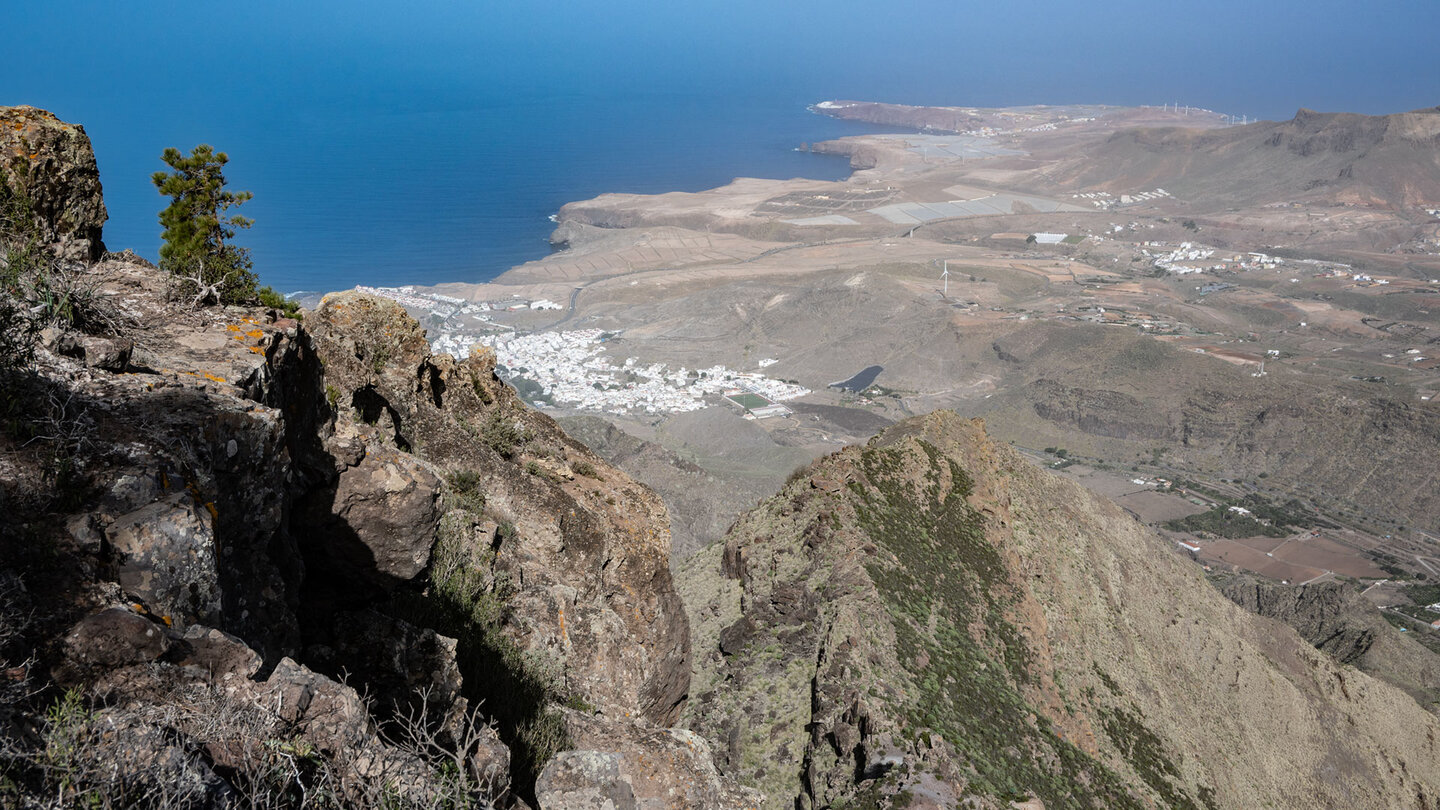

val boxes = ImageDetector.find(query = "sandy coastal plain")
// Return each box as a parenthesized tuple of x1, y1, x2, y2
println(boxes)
(359, 101, 1440, 571)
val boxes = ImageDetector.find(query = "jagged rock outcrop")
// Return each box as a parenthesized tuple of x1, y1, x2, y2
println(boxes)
(304, 291, 690, 726)
(49, 607, 506, 808)
(679, 411, 1440, 809)
(1220, 574, 1440, 710)
(0, 106, 106, 260)
(1221, 575, 1380, 664)
(0, 255, 709, 805)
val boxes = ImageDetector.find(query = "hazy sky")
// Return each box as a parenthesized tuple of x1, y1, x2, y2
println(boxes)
(9, 0, 1439, 123)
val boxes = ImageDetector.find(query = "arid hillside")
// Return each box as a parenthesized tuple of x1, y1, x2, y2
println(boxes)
(1047, 107, 1440, 207)
(680, 411, 1440, 809)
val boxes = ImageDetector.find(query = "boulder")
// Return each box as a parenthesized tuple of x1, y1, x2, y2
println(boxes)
(327, 449, 442, 585)
(60, 608, 171, 673)
(543, 711, 764, 810)
(536, 751, 638, 810)
(105, 493, 222, 626)
(262, 657, 370, 747)
(177, 625, 263, 680)
(0, 106, 106, 261)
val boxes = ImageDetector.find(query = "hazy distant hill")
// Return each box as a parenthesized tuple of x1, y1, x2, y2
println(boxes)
(1051, 107, 1440, 207)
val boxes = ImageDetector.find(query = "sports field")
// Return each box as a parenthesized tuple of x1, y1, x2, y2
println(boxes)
(726, 392, 771, 410)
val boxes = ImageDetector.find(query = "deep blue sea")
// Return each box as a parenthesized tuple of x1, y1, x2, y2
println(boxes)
(21, 0, 1440, 296)
(96, 93, 907, 294)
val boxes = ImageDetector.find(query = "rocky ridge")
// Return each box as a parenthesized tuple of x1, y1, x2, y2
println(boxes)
(679, 411, 1440, 809)
(8, 104, 1440, 810)
(0, 249, 752, 806)
(1048, 106, 1440, 207)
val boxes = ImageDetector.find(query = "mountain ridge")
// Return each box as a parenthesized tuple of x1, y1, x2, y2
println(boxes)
(680, 411, 1440, 809)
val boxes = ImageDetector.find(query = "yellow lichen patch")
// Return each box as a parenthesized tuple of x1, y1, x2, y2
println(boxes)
(226, 324, 241, 332)
(248, 346, 264, 354)
(202, 372, 226, 383)
(245, 329, 263, 339)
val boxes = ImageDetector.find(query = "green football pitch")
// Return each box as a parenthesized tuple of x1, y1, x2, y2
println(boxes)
(726, 392, 771, 410)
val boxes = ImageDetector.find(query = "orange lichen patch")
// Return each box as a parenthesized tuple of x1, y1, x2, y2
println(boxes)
(245, 329, 263, 339)
(159, 615, 172, 627)
(248, 346, 264, 354)
(226, 324, 241, 332)
(557, 606, 567, 640)
(202, 372, 226, 383)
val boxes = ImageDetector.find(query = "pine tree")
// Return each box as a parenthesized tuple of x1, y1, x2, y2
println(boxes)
(152, 145, 256, 305)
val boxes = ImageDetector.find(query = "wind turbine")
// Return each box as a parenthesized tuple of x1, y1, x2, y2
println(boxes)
(941, 260, 950, 297)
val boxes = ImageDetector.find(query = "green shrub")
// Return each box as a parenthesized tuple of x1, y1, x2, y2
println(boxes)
(446, 470, 486, 514)
(258, 285, 302, 318)
(482, 412, 530, 458)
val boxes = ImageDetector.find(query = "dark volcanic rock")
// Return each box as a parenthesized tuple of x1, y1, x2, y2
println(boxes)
(60, 607, 171, 674)
(321, 449, 443, 586)
(1221, 576, 1377, 663)
(176, 624, 263, 680)
(105, 493, 223, 626)
(0, 106, 106, 260)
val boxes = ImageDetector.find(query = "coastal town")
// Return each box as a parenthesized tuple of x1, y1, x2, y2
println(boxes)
(432, 327, 809, 416)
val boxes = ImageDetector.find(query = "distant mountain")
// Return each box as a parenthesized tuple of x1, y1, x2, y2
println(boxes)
(680, 411, 1440, 809)
(1050, 106, 1440, 207)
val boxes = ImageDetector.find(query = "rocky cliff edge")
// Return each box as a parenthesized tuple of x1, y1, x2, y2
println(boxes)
(0, 252, 754, 807)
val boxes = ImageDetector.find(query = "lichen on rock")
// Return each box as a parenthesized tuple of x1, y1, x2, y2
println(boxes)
(0, 105, 106, 261)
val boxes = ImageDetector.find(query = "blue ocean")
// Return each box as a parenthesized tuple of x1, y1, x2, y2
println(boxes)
(18, 1, 1439, 298)
(94, 92, 906, 295)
